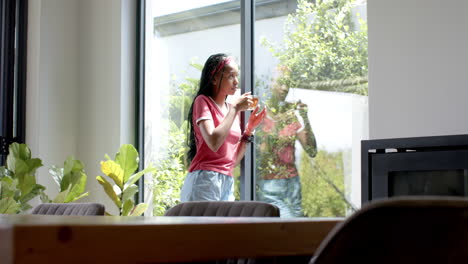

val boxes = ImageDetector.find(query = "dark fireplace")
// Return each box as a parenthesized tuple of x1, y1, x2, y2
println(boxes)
(361, 134, 468, 203)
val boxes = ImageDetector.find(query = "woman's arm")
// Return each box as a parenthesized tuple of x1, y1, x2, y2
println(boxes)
(234, 106, 267, 166)
(199, 105, 241, 153)
(296, 103, 318, 158)
(198, 94, 251, 152)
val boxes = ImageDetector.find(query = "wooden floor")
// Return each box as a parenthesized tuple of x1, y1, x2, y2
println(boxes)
(0, 214, 342, 264)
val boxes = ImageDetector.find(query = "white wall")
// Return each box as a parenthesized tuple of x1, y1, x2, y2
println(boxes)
(368, 0, 468, 139)
(27, 0, 79, 201)
(26, 0, 135, 214)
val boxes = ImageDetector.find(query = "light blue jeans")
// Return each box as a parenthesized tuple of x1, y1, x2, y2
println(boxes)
(180, 170, 235, 202)
(257, 176, 303, 217)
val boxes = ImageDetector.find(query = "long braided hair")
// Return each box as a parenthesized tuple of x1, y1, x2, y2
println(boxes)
(186, 53, 229, 163)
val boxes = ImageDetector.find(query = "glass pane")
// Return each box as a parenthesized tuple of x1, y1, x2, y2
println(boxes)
(254, 0, 368, 217)
(390, 170, 468, 197)
(144, 0, 241, 215)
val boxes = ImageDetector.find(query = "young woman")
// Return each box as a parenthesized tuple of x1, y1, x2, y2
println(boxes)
(180, 53, 266, 201)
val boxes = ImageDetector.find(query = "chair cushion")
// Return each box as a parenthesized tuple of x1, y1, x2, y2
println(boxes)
(31, 203, 105, 216)
(165, 201, 280, 217)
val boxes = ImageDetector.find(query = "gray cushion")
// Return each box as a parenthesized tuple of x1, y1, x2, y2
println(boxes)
(165, 201, 282, 264)
(165, 201, 280, 217)
(31, 203, 105, 216)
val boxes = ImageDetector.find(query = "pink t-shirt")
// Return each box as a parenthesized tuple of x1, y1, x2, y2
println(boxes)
(188, 95, 241, 177)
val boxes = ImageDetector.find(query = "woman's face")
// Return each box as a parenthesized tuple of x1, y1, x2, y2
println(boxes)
(271, 83, 289, 102)
(214, 60, 239, 96)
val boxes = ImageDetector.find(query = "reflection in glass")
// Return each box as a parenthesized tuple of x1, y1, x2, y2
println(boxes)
(254, 0, 368, 217)
(255, 83, 318, 217)
(390, 170, 468, 197)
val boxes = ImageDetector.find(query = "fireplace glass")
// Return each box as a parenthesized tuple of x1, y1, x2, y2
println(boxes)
(389, 169, 468, 197)
(362, 134, 468, 203)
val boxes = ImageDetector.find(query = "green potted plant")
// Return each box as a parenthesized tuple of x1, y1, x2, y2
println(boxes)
(47, 156, 89, 203)
(0, 143, 47, 213)
(96, 144, 155, 216)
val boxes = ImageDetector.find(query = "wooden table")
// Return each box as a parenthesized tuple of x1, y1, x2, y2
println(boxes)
(0, 214, 342, 264)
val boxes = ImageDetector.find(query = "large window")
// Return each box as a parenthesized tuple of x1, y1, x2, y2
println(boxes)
(143, 0, 368, 217)
(144, 0, 242, 215)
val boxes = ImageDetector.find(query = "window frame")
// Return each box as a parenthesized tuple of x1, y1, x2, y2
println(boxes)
(0, 0, 28, 165)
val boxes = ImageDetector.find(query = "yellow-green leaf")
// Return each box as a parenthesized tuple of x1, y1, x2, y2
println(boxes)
(115, 144, 139, 183)
(52, 190, 68, 203)
(122, 184, 138, 203)
(96, 176, 122, 208)
(0, 197, 21, 214)
(124, 167, 157, 189)
(100, 160, 124, 189)
(67, 192, 89, 203)
(64, 172, 87, 203)
(130, 203, 148, 216)
(122, 199, 134, 216)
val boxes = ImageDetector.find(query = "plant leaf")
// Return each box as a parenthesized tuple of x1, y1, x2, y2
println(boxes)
(130, 203, 148, 216)
(20, 203, 32, 211)
(8, 143, 31, 161)
(122, 199, 134, 216)
(52, 190, 68, 203)
(0, 166, 11, 177)
(60, 164, 72, 191)
(0, 176, 17, 199)
(67, 192, 89, 203)
(100, 160, 124, 189)
(40, 189, 51, 203)
(8, 159, 29, 178)
(64, 172, 87, 203)
(18, 172, 37, 199)
(20, 184, 46, 204)
(122, 184, 138, 203)
(51, 157, 88, 203)
(0, 197, 21, 214)
(96, 176, 122, 208)
(49, 166, 64, 189)
(25, 158, 43, 175)
(124, 166, 157, 189)
(115, 144, 139, 183)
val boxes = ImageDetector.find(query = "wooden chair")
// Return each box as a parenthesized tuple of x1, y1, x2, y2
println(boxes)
(31, 202, 105, 216)
(311, 196, 468, 264)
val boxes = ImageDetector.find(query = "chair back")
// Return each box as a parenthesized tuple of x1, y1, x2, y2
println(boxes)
(165, 201, 280, 217)
(166, 201, 286, 263)
(31, 203, 105, 216)
(311, 196, 468, 264)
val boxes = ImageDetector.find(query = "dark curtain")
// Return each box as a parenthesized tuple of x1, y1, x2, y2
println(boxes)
(0, 0, 27, 165)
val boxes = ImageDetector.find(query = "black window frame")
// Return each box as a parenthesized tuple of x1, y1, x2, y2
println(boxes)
(0, 0, 28, 165)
